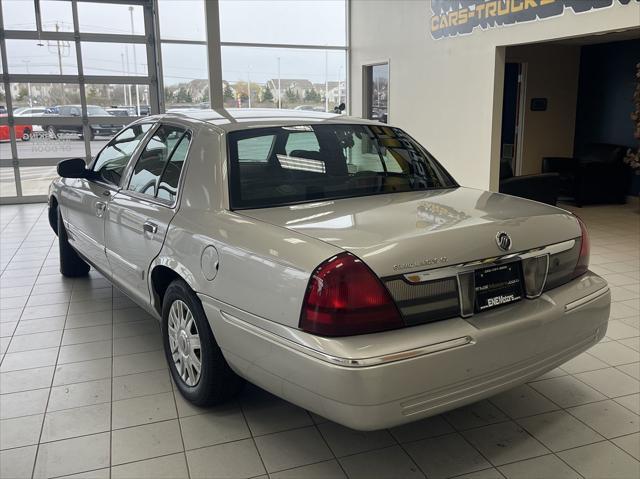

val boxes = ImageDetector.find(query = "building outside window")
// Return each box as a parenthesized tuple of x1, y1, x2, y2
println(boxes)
(0, 0, 349, 203)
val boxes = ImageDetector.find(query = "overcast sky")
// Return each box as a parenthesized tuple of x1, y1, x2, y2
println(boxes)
(2, 0, 347, 85)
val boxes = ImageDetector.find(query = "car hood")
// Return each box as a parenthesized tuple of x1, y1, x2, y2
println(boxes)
(239, 187, 581, 277)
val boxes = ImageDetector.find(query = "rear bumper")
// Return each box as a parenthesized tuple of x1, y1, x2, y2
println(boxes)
(200, 272, 610, 430)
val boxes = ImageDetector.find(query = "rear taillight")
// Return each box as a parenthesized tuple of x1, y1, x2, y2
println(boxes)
(574, 216, 590, 278)
(300, 252, 403, 336)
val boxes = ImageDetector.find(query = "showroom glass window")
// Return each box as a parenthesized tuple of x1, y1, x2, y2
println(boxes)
(364, 63, 389, 123)
(157, 0, 347, 112)
(0, 0, 155, 202)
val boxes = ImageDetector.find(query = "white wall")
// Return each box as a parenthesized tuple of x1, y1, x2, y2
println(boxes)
(349, 0, 640, 190)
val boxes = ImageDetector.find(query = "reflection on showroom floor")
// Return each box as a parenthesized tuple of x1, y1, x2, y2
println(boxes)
(0, 202, 638, 479)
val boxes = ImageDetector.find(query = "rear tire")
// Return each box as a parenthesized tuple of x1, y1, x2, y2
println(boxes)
(162, 279, 243, 406)
(57, 208, 90, 277)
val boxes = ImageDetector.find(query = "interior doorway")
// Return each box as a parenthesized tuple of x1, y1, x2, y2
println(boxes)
(500, 62, 526, 178)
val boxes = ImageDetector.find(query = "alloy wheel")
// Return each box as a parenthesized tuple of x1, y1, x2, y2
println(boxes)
(167, 299, 202, 386)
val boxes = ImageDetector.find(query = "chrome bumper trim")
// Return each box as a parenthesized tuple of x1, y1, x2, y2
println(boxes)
(403, 239, 576, 283)
(565, 287, 610, 312)
(219, 310, 473, 368)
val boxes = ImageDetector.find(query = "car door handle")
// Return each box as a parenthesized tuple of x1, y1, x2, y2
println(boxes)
(95, 201, 106, 217)
(143, 221, 158, 234)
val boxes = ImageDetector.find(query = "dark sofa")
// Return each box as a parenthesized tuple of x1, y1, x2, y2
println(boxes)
(499, 159, 560, 206)
(542, 143, 632, 206)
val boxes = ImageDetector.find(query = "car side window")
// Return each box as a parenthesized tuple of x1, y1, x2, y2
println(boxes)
(237, 134, 275, 163)
(157, 132, 191, 203)
(128, 125, 188, 201)
(93, 123, 151, 186)
(285, 132, 320, 156)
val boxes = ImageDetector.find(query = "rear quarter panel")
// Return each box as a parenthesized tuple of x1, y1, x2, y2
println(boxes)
(152, 125, 342, 328)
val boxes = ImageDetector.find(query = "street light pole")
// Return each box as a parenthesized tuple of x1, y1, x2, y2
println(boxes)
(324, 49, 329, 112)
(247, 66, 252, 109)
(129, 6, 140, 115)
(23, 60, 33, 107)
(277, 57, 281, 109)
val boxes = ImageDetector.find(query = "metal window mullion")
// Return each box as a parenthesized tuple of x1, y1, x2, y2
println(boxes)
(34, 0, 43, 34)
(71, 0, 91, 161)
(0, 195, 48, 205)
(219, 41, 348, 51)
(146, 0, 161, 114)
(2, 30, 147, 44)
(2, 158, 65, 167)
(6, 74, 80, 84)
(204, 0, 223, 110)
(160, 41, 348, 51)
(0, 2, 23, 197)
(346, 0, 351, 115)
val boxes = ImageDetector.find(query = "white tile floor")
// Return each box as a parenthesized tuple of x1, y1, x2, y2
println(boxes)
(0, 202, 638, 479)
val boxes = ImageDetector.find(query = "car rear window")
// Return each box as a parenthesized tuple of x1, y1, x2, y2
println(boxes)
(227, 124, 457, 209)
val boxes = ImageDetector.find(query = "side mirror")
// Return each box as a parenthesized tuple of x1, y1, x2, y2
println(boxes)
(333, 102, 346, 114)
(57, 158, 89, 179)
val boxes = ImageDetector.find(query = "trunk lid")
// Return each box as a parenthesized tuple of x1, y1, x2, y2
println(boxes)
(239, 187, 580, 277)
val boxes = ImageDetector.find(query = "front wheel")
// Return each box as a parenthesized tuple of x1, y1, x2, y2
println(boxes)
(57, 208, 90, 277)
(162, 279, 243, 406)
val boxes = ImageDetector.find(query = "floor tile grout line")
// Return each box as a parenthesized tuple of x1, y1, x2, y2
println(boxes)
(169, 387, 191, 479)
(486, 396, 590, 478)
(312, 416, 350, 478)
(385, 423, 431, 479)
(0, 206, 46, 275)
(443, 411, 512, 476)
(30, 231, 72, 479)
(516, 375, 640, 467)
(238, 395, 271, 477)
(108, 283, 114, 479)
(0, 207, 50, 366)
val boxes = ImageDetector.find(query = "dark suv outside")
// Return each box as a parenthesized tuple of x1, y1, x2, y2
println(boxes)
(43, 105, 123, 140)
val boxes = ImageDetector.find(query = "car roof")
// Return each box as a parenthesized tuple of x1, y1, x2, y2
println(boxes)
(144, 108, 383, 132)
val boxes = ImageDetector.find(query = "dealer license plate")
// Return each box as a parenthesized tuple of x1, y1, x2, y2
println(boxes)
(474, 262, 523, 312)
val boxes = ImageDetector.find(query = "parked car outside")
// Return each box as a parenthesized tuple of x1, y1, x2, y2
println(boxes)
(106, 107, 131, 117)
(13, 106, 48, 116)
(14, 107, 48, 132)
(48, 109, 610, 430)
(43, 105, 123, 139)
(0, 114, 32, 141)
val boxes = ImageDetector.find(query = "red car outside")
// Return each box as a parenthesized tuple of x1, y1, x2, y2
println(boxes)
(0, 115, 32, 141)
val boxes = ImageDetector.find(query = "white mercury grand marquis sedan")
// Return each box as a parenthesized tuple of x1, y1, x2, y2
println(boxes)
(48, 109, 610, 430)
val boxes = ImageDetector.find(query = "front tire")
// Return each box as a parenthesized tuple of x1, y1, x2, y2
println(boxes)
(162, 279, 243, 406)
(57, 208, 90, 277)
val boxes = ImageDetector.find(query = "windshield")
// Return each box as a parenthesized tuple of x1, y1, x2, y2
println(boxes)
(227, 124, 457, 209)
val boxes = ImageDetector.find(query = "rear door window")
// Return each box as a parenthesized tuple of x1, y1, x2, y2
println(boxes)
(237, 134, 275, 163)
(127, 125, 190, 203)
